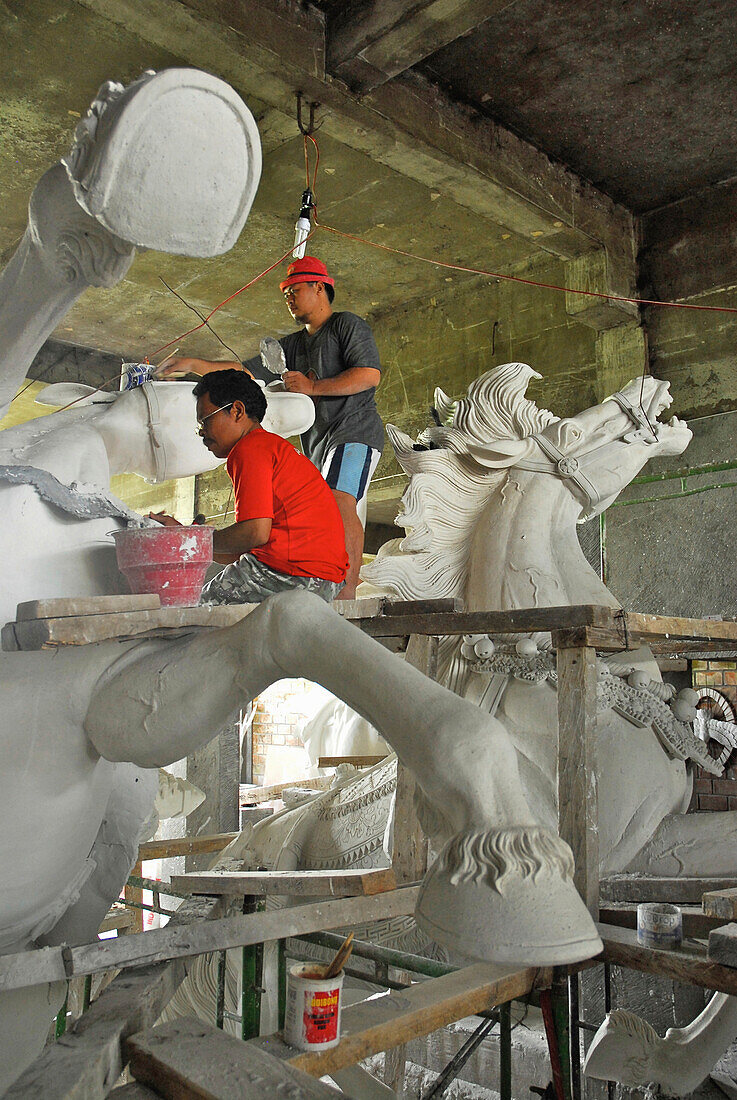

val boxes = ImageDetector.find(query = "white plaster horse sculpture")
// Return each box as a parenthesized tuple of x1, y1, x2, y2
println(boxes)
(0, 80, 601, 1094)
(362, 363, 733, 880)
(358, 362, 737, 1095)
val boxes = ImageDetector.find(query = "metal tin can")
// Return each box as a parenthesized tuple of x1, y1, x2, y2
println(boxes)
(637, 902, 682, 949)
(120, 363, 154, 390)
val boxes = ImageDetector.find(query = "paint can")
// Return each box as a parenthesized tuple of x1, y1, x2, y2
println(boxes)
(637, 902, 682, 949)
(120, 362, 155, 390)
(284, 963, 344, 1051)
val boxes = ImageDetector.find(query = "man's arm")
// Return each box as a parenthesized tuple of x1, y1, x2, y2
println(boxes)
(283, 366, 380, 397)
(212, 517, 272, 564)
(156, 356, 253, 379)
(146, 512, 271, 564)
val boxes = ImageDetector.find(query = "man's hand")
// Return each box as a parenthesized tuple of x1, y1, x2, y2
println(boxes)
(283, 371, 315, 396)
(154, 357, 197, 379)
(147, 511, 182, 527)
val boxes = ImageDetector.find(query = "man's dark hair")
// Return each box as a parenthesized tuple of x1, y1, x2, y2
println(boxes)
(193, 370, 267, 423)
(304, 280, 335, 304)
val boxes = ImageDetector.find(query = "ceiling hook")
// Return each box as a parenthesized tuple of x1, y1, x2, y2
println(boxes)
(296, 92, 322, 136)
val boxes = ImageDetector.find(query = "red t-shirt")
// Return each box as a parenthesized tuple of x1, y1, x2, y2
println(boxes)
(226, 426, 348, 583)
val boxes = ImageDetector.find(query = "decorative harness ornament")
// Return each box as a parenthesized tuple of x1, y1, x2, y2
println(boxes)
(516, 390, 660, 511)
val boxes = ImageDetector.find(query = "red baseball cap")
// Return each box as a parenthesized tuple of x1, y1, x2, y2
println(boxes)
(279, 256, 335, 293)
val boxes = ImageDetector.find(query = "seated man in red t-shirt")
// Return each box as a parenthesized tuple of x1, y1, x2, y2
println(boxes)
(149, 370, 348, 603)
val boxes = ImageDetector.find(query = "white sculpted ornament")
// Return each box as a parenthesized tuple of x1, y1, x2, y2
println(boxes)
(0, 79, 600, 1093)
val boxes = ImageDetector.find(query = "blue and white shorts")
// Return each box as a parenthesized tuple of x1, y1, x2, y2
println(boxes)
(321, 443, 381, 524)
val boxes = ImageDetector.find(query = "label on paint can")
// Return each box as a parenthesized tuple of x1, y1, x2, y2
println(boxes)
(284, 963, 343, 1051)
(637, 902, 682, 949)
(120, 363, 155, 390)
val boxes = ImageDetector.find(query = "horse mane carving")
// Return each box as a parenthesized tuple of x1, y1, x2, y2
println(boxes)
(362, 362, 557, 601)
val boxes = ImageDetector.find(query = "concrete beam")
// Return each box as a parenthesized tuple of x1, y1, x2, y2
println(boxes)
(327, 0, 500, 93)
(72, 0, 636, 274)
(565, 249, 639, 331)
(27, 338, 125, 391)
(592, 323, 648, 402)
(640, 177, 737, 302)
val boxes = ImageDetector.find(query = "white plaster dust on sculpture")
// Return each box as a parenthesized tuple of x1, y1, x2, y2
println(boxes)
(0, 68, 261, 418)
(0, 68, 266, 1091)
(355, 362, 737, 1091)
(0, 90, 601, 1092)
(584, 994, 737, 1096)
(361, 364, 729, 881)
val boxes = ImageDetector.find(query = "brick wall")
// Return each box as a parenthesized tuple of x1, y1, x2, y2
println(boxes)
(250, 679, 325, 786)
(689, 660, 737, 811)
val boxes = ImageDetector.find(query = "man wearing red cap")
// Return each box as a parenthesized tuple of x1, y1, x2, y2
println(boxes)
(162, 257, 383, 599)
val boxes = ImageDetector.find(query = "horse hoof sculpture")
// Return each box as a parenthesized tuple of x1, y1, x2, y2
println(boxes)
(416, 827, 602, 964)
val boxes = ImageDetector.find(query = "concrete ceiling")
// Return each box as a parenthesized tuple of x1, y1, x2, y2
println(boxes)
(419, 0, 737, 213)
(1, 0, 734, 374)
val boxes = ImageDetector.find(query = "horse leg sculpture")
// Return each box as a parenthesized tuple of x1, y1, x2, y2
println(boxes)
(85, 591, 602, 964)
(585, 993, 737, 1096)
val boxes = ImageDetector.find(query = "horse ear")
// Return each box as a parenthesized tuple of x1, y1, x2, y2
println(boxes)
(467, 438, 536, 468)
(35, 383, 116, 407)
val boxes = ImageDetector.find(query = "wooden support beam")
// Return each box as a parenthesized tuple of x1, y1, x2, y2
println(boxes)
(240, 775, 335, 805)
(602, 876, 737, 905)
(557, 643, 599, 915)
(317, 755, 388, 768)
(599, 923, 737, 997)
(138, 832, 238, 861)
(15, 594, 161, 620)
(327, 0, 499, 92)
(362, 603, 613, 639)
(125, 859, 145, 936)
(704, 887, 737, 921)
(170, 867, 397, 898)
(0, 887, 420, 992)
(128, 1018, 345, 1099)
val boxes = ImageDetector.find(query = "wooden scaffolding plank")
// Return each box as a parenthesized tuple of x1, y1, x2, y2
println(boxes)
(600, 923, 737, 996)
(15, 594, 162, 620)
(359, 603, 612, 639)
(6, 887, 419, 1098)
(557, 642, 599, 915)
(286, 961, 552, 1077)
(601, 876, 737, 905)
(170, 867, 398, 898)
(128, 1018, 347, 1100)
(317, 755, 388, 768)
(6, 604, 260, 650)
(703, 887, 737, 921)
(137, 833, 238, 861)
(240, 776, 334, 805)
(0, 887, 420, 992)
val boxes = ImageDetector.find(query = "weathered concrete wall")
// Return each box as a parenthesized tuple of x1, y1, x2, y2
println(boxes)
(364, 257, 600, 517)
(641, 178, 737, 417)
(603, 410, 737, 617)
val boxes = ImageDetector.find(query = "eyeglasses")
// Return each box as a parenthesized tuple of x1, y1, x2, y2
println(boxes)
(196, 403, 233, 436)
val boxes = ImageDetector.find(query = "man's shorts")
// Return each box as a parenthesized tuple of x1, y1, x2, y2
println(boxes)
(200, 553, 343, 606)
(321, 443, 381, 524)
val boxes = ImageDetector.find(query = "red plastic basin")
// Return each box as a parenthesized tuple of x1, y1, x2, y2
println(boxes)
(113, 525, 213, 607)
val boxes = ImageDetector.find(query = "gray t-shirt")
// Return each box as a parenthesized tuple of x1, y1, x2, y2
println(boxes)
(245, 311, 384, 469)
